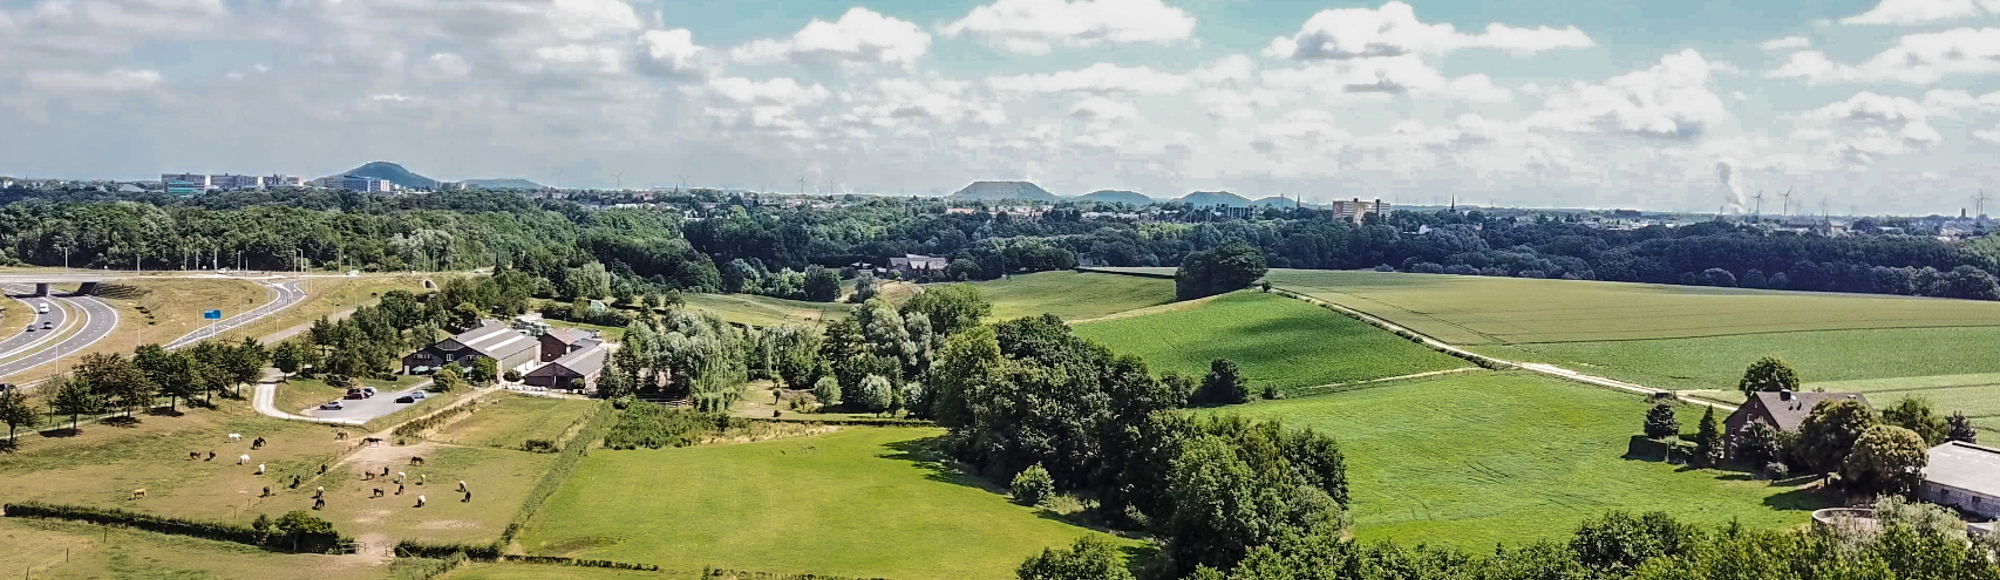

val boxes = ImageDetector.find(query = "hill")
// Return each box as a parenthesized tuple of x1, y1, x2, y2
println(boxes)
(1252, 196, 1313, 208)
(949, 181, 1060, 202)
(461, 178, 544, 190)
(326, 161, 437, 189)
(1176, 190, 1252, 207)
(1071, 190, 1153, 205)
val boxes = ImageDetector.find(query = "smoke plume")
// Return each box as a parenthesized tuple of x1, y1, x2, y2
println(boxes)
(1715, 160, 1746, 214)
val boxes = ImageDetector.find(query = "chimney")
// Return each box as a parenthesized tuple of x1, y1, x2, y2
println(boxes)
(1778, 389, 1792, 401)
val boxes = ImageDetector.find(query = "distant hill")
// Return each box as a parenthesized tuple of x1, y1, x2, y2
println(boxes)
(461, 178, 544, 190)
(1253, 196, 1317, 208)
(1176, 191, 1253, 207)
(949, 181, 1060, 202)
(1072, 190, 1154, 205)
(327, 161, 437, 189)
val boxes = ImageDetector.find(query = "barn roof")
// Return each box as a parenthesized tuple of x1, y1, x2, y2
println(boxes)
(1742, 391, 1871, 432)
(1926, 441, 2000, 497)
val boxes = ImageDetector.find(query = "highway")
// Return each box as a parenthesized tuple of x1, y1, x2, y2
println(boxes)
(0, 291, 118, 380)
(0, 290, 71, 370)
(166, 280, 308, 350)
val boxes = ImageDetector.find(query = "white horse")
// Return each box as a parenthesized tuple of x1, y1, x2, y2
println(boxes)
(238, 454, 250, 465)
(228, 433, 241, 442)
(396, 472, 405, 483)
(415, 495, 426, 508)
(256, 463, 266, 475)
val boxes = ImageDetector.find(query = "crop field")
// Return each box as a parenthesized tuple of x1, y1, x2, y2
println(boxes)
(1260, 269, 2000, 345)
(1477, 326, 2000, 396)
(1220, 371, 1825, 547)
(1074, 291, 1469, 394)
(428, 393, 598, 450)
(1800, 373, 2000, 433)
(522, 427, 1128, 580)
(971, 271, 1176, 321)
(680, 292, 849, 328)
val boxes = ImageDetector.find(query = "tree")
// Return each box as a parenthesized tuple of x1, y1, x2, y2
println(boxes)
(1011, 463, 1056, 506)
(1841, 424, 1928, 496)
(470, 357, 498, 386)
(900, 284, 992, 337)
(1175, 242, 1268, 300)
(1947, 411, 1978, 444)
(1016, 536, 1134, 580)
(133, 344, 197, 410)
(273, 510, 339, 553)
(850, 271, 877, 303)
(1799, 399, 1880, 473)
(1735, 420, 1783, 469)
(1693, 405, 1724, 467)
(432, 363, 465, 393)
(858, 374, 894, 415)
(802, 265, 842, 302)
(1643, 402, 1679, 440)
(947, 258, 982, 281)
(272, 340, 309, 379)
(1193, 359, 1249, 406)
(72, 352, 155, 417)
(812, 375, 842, 409)
(1881, 396, 1948, 446)
(503, 369, 522, 383)
(1737, 357, 1800, 395)
(50, 377, 98, 432)
(0, 388, 37, 444)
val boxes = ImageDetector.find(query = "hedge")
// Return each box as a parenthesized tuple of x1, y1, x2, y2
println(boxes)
(700, 567, 895, 580)
(4, 501, 349, 553)
(499, 555, 660, 570)
(393, 399, 483, 438)
(395, 539, 501, 560)
(500, 400, 615, 548)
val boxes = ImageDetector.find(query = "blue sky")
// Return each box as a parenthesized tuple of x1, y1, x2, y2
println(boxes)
(0, 0, 1996, 213)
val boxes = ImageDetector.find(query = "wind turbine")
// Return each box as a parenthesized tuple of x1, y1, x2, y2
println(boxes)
(613, 170, 625, 191)
(676, 174, 690, 194)
(1976, 190, 1989, 219)
(1780, 188, 1794, 218)
(1750, 190, 1765, 217)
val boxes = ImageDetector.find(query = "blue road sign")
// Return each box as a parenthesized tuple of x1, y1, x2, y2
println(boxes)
(203, 309, 222, 320)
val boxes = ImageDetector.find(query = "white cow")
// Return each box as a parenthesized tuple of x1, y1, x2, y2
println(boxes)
(256, 463, 266, 475)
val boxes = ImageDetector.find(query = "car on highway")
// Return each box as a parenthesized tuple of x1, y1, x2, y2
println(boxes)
(41, 321, 52, 329)
(36, 303, 49, 314)
(319, 401, 344, 410)
(394, 395, 415, 404)
(23, 326, 32, 333)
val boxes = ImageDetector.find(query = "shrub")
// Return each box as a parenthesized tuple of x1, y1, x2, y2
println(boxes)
(1011, 464, 1056, 506)
(812, 376, 841, 409)
(521, 438, 559, 453)
(4, 502, 347, 553)
(503, 370, 522, 383)
(1765, 462, 1790, 479)
(1643, 402, 1679, 439)
(1260, 385, 1282, 400)
(602, 403, 747, 450)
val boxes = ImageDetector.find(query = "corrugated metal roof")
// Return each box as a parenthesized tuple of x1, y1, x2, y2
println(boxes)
(1926, 442, 2000, 497)
(548, 345, 606, 377)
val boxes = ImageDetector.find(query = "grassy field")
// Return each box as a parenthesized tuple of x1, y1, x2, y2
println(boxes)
(1260, 269, 2000, 345)
(1477, 326, 2000, 396)
(680, 292, 849, 328)
(1219, 371, 1826, 547)
(1801, 373, 2000, 433)
(428, 393, 598, 450)
(522, 427, 1129, 580)
(443, 564, 701, 580)
(0, 518, 385, 580)
(1074, 291, 1469, 394)
(970, 271, 1176, 321)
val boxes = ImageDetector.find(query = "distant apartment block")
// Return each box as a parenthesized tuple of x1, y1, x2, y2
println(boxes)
(264, 174, 304, 188)
(161, 173, 212, 191)
(314, 175, 394, 193)
(160, 173, 305, 191)
(1329, 198, 1390, 223)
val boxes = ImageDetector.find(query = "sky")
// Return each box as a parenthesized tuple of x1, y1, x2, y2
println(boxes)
(1, 0, 1998, 214)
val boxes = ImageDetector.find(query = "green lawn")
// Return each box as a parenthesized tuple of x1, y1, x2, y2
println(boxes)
(429, 393, 598, 450)
(522, 427, 1128, 580)
(1074, 291, 1469, 394)
(1260, 269, 2000, 345)
(970, 271, 1176, 321)
(1218, 371, 1827, 547)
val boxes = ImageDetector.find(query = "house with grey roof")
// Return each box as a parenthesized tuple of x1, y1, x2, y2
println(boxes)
(401, 320, 541, 375)
(1921, 441, 2000, 521)
(1724, 390, 1871, 442)
(524, 343, 607, 392)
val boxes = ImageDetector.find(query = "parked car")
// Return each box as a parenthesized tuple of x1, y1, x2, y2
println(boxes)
(343, 390, 365, 400)
(361, 387, 378, 397)
(410, 391, 428, 400)
(319, 401, 344, 410)
(394, 395, 415, 404)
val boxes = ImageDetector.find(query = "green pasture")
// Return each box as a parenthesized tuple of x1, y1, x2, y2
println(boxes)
(1259, 269, 2000, 345)
(0, 518, 384, 580)
(1220, 371, 1826, 547)
(429, 393, 598, 450)
(680, 292, 849, 328)
(970, 271, 1176, 321)
(521, 427, 1129, 580)
(1074, 291, 1469, 394)
(1805, 372, 2000, 433)
(1477, 326, 2000, 396)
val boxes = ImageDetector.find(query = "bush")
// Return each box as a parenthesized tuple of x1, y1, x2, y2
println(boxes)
(503, 370, 522, 383)
(1260, 385, 1282, 400)
(1643, 402, 1679, 439)
(521, 438, 559, 453)
(812, 376, 841, 409)
(394, 402, 478, 438)
(602, 403, 747, 450)
(4, 502, 348, 553)
(1011, 464, 1056, 506)
(1765, 462, 1790, 479)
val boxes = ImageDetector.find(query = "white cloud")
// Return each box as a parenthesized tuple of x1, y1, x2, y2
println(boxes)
(1976, 124, 2000, 143)
(370, 93, 421, 102)
(421, 53, 471, 79)
(25, 68, 162, 91)
(1760, 36, 1812, 51)
(529, 44, 623, 73)
(549, 0, 640, 39)
(1261, 56, 1512, 102)
(989, 63, 1192, 94)
(1192, 55, 1255, 85)
(707, 76, 831, 107)
(732, 8, 929, 67)
(1839, 0, 1990, 25)
(1768, 28, 2000, 84)
(638, 29, 705, 75)
(1265, 1, 1593, 60)
(1195, 88, 1283, 119)
(1807, 91, 1933, 122)
(838, 79, 1006, 130)
(943, 0, 1195, 54)
(1526, 49, 1727, 139)
(1071, 96, 1138, 123)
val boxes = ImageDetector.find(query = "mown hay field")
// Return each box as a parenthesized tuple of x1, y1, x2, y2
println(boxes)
(1219, 371, 1827, 548)
(521, 427, 1131, 580)
(680, 292, 849, 328)
(1074, 291, 1470, 395)
(970, 271, 1176, 322)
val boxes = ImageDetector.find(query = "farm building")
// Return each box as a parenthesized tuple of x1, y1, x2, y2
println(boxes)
(888, 254, 948, 278)
(539, 327, 591, 362)
(1724, 390, 1870, 441)
(1920, 441, 2000, 521)
(401, 320, 540, 374)
(524, 343, 607, 391)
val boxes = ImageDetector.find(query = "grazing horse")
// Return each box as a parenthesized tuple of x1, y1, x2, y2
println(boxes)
(188, 451, 200, 461)
(457, 480, 467, 493)
(396, 472, 405, 484)
(238, 454, 250, 465)
(396, 484, 404, 495)
(362, 436, 384, 447)
(318, 464, 327, 475)
(334, 431, 348, 441)
(371, 488, 384, 498)
(409, 456, 424, 466)
(130, 488, 146, 500)
(380, 466, 390, 477)
(251, 437, 265, 450)
(261, 486, 271, 497)
(415, 495, 425, 508)
(256, 463, 266, 475)
(313, 486, 324, 499)
(291, 475, 302, 489)
(228, 433, 241, 442)
(205, 451, 216, 461)
(462, 490, 471, 503)
(313, 497, 325, 510)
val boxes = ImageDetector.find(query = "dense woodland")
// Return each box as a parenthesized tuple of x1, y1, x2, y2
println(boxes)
(4, 186, 2000, 301)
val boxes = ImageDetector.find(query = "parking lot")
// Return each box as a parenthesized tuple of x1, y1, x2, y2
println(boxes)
(303, 383, 434, 422)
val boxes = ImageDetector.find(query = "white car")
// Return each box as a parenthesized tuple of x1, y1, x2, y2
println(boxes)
(319, 401, 345, 410)
(410, 391, 428, 400)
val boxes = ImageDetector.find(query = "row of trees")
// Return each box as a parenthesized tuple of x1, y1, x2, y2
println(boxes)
(1, 338, 269, 442)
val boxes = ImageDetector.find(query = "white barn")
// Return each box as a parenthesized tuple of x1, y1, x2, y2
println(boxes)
(1921, 441, 2000, 521)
